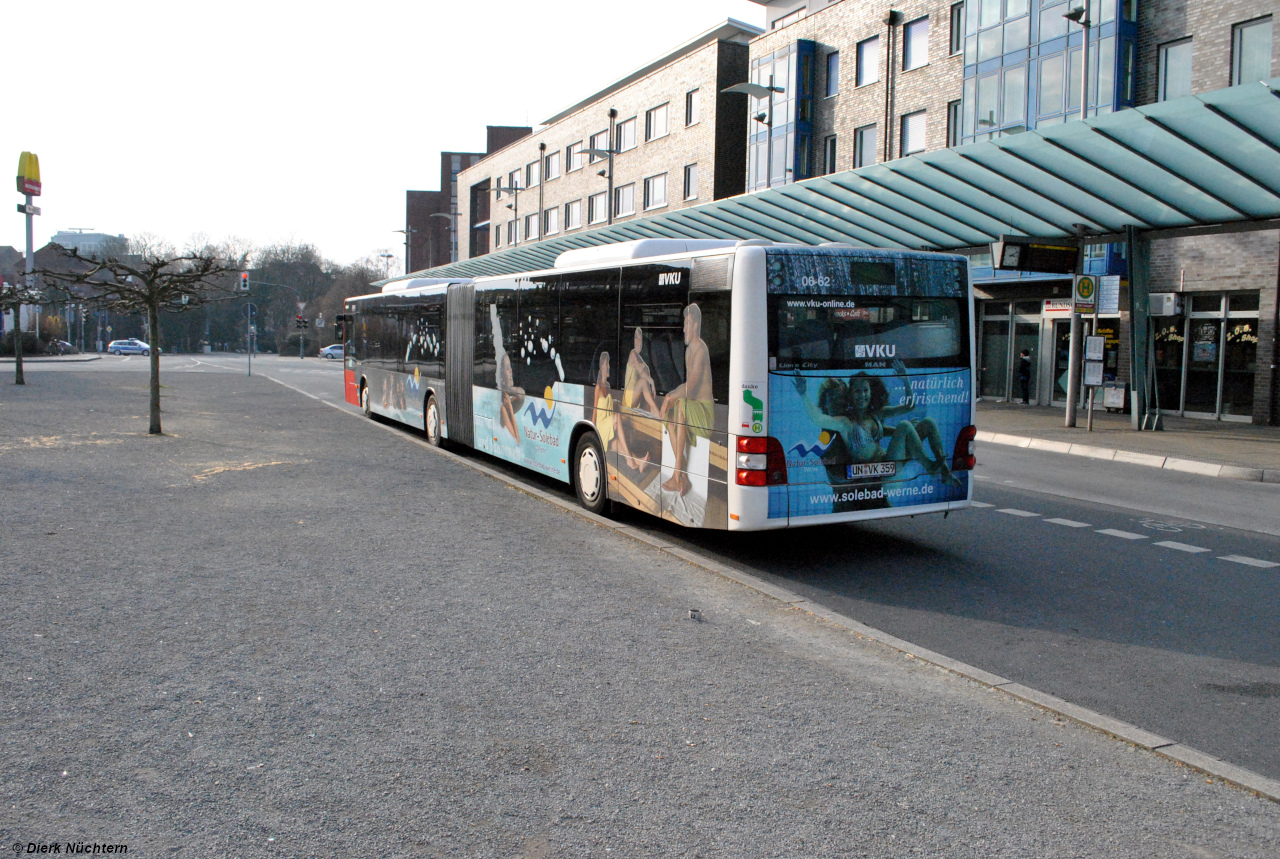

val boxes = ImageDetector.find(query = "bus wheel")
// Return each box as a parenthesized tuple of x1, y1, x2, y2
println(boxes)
(574, 432, 608, 515)
(360, 383, 372, 417)
(424, 394, 441, 446)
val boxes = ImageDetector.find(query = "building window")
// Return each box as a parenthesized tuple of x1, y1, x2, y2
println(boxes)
(526, 160, 540, 188)
(493, 225, 501, 248)
(565, 199, 583, 230)
(508, 169, 521, 191)
(616, 117, 637, 152)
(543, 207, 559, 236)
(854, 124, 877, 167)
(506, 220, 517, 245)
(614, 182, 635, 216)
(901, 17, 931, 71)
(1233, 17, 1273, 86)
(645, 104, 669, 141)
(644, 174, 667, 209)
(856, 36, 880, 86)
(773, 8, 804, 29)
(587, 192, 608, 224)
(567, 142, 585, 172)
(900, 110, 926, 155)
(825, 51, 840, 97)
(589, 130, 609, 163)
(947, 100, 962, 147)
(524, 212, 539, 240)
(1159, 39, 1193, 101)
(904, 18, 929, 70)
(544, 150, 561, 181)
(950, 3, 964, 55)
(683, 163, 698, 200)
(823, 135, 838, 174)
(685, 89, 700, 125)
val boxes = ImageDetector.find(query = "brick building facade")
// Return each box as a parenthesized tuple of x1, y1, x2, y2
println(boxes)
(406, 126, 530, 271)
(455, 20, 759, 263)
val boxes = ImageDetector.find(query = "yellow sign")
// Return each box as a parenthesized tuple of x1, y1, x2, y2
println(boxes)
(17, 151, 41, 196)
(1074, 274, 1096, 312)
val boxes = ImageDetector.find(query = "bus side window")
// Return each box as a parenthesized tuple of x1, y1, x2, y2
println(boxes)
(516, 275, 561, 394)
(475, 279, 518, 389)
(690, 290, 731, 404)
(621, 263, 690, 397)
(559, 269, 620, 387)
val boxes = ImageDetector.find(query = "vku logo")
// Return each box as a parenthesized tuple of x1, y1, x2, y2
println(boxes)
(657, 272, 682, 286)
(854, 344, 897, 358)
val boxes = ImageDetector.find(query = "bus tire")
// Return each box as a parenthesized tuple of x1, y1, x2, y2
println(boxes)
(360, 383, 372, 417)
(424, 394, 441, 446)
(573, 432, 609, 516)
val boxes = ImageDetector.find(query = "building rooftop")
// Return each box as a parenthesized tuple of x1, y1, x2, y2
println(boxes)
(539, 18, 763, 127)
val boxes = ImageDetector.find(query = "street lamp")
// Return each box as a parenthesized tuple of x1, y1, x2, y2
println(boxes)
(582, 107, 619, 225)
(1064, 4, 1092, 122)
(491, 180, 523, 247)
(393, 227, 417, 273)
(722, 78, 786, 191)
(429, 212, 456, 266)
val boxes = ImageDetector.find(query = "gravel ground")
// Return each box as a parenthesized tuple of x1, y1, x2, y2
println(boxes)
(2, 371, 1279, 858)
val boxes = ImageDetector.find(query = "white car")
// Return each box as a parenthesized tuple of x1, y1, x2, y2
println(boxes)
(319, 344, 344, 360)
(106, 338, 154, 356)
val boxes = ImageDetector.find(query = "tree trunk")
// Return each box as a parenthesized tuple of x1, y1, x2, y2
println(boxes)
(13, 310, 25, 385)
(147, 303, 162, 434)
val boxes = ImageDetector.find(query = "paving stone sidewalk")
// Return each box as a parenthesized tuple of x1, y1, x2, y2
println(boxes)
(977, 401, 1280, 476)
(3, 372, 1279, 857)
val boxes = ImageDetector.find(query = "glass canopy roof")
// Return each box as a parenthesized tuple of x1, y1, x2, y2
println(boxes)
(407, 78, 1280, 282)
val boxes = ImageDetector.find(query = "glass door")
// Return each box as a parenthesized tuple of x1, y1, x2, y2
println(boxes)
(1052, 319, 1072, 403)
(1152, 317, 1184, 413)
(1184, 318, 1221, 416)
(980, 318, 1010, 400)
(1013, 321, 1040, 403)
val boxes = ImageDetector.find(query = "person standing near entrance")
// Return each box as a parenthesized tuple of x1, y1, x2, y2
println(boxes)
(1017, 349, 1032, 405)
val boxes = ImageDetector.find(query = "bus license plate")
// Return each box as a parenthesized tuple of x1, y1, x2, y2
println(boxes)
(847, 462, 897, 480)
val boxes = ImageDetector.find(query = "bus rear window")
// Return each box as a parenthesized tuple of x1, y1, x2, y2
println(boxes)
(770, 295, 967, 370)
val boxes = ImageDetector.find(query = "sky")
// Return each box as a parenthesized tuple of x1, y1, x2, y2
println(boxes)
(2, 0, 767, 273)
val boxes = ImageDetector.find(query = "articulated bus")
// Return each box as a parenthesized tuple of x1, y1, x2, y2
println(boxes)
(342, 239, 976, 530)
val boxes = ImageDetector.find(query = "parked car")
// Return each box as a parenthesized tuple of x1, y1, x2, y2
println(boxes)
(106, 339, 155, 356)
(47, 340, 78, 355)
(319, 344, 344, 360)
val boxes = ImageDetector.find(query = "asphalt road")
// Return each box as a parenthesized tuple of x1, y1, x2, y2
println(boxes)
(3, 362, 1279, 857)
(171, 354, 1280, 784)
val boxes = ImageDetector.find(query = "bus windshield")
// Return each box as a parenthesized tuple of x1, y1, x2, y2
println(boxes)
(765, 249, 969, 371)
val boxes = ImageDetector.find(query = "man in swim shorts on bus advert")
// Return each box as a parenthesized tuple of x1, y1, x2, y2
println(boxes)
(660, 303, 714, 496)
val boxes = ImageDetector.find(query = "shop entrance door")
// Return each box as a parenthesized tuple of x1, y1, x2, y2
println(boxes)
(1052, 320, 1074, 405)
(1013, 321, 1040, 404)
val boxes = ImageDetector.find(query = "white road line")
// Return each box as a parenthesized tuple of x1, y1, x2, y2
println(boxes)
(1154, 541, 1211, 554)
(1096, 528, 1148, 540)
(1044, 518, 1091, 528)
(970, 501, 994, 508)
(1218, 555, 1280, 569)
(996, 508, 1040, 517)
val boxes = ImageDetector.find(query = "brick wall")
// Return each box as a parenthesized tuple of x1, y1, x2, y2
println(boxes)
(1137, 0, 1276, 105)
(749, 0, 965, 170)
(456, 39, 750, 262)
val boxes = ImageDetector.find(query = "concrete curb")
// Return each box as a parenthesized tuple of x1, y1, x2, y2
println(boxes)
(0, 355, 102, 363)
(266, 375, 1280, 805)
(975, 430, 1280, 484)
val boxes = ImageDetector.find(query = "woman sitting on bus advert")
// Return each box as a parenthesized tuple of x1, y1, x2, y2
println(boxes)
(593, 351, 649, 472)
(491, 304, 525, 441)
(792, 359, 959, 487)
(623, 327, 661, 415)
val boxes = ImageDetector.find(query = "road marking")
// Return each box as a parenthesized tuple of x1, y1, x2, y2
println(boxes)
(1153, 541, 1211, 554)
(1096, 529, 1148, 540)
(970, 501, 994, 508)
(1218, 555, 1279, 569)
(996, 508, 1040, 517)
(1044, 518, 1091, 528)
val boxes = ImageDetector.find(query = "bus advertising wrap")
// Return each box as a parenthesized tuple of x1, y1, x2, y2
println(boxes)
(764, 248, 971, 520)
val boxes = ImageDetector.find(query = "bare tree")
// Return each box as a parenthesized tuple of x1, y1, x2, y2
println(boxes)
(0, 276, 43, 385)
(37, 235, 250, 434)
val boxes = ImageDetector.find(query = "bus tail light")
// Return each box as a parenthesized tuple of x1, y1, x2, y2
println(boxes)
(736, 436, 788, 486)
(951, 425, 977, 472)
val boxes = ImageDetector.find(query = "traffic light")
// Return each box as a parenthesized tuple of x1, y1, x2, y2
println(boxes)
(239, 272, 250, 291)
(295, 314, 305, 330)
